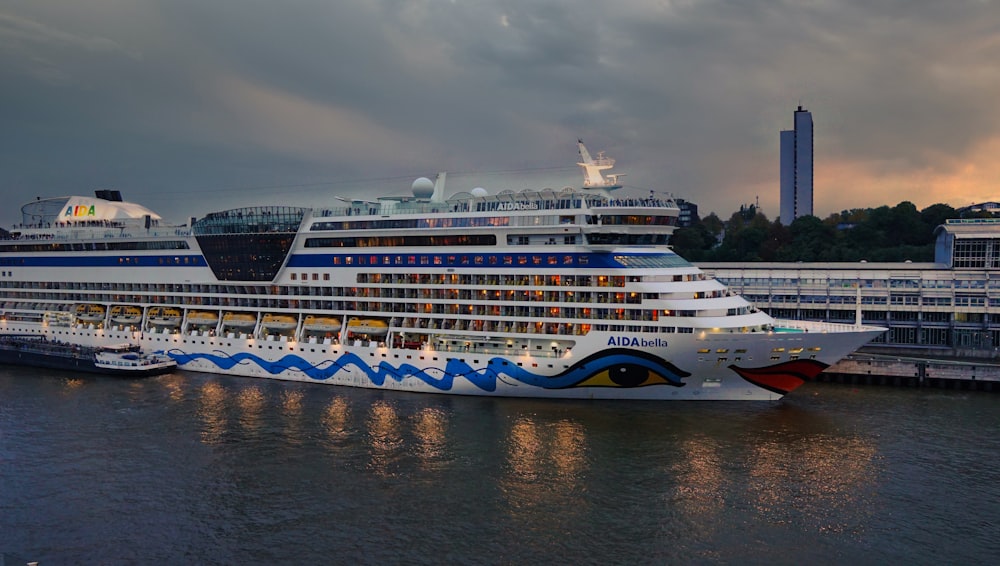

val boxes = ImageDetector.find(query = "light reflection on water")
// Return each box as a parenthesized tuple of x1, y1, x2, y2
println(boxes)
(161, 373, 186, 403)
(1, 369, 998, 564)
(412, 407, 448, 470)
(671, 434, 726, 523)
(235, 385, 265, 434)
(196, 379, 227, 445)
(501, 416, 590, 511)
(279, 389, 305, 445)
(367, 400, 404, 477)
(322, 395, 351, 444)
(745, 429, 879, 536)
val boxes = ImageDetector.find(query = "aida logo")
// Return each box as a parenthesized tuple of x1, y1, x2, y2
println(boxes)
(65, 205, 96, 217)
(606, 336, 669, 348)
(497, 202, 539, 211)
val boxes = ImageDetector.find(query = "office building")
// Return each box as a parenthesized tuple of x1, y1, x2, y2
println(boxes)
(779, 106, 813, 225)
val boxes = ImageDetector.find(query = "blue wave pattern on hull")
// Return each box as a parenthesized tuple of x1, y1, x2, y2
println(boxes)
(166, 348, 690, 392)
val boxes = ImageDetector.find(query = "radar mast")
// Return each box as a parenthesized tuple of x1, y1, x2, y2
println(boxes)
(577, 139, 624, 190)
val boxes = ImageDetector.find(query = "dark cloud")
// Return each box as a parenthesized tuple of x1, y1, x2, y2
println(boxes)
(1, 0, 998, 224)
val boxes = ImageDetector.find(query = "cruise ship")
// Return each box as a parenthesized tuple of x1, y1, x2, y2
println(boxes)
(0, 143, 884, 400)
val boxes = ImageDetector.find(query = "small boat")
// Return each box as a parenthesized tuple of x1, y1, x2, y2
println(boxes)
(0, 335, 176, 377)
(222, 312, 257, 329)
(262, 314, 297, 331)
(75, 304, 106, 323)
(148, 306, 182, 327)
(303, 315, 342, 333)
(347, 318, 389, 336)
(44, 311, 76, 327)
(110, 305, 143, 324)
(187, 311, 219, 326)
(93, 344, 177, 376)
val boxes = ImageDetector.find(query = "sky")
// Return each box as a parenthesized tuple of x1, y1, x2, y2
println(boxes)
(2, 0, 999, 226)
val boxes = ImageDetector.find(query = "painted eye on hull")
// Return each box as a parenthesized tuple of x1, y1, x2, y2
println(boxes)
(576, 363, 684, 388)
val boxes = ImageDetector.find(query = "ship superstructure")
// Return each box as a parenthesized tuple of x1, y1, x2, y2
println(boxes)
(0, 144, 883, 399)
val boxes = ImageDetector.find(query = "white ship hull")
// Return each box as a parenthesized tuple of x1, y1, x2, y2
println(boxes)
(0, 318, 880, 400)
(0, 143, 884, 400)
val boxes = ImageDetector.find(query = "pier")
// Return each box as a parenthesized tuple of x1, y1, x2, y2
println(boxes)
(821, 354, 1000, 391)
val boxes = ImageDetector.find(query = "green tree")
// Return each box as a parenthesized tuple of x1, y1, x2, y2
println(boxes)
(701, 213, 724, 238)
(759, 221, 792, 261)
(888, 201, 925, 246)
(684, 200, 956, 263)
(669, 223, 716, 260)
(921, 203, 957, 230)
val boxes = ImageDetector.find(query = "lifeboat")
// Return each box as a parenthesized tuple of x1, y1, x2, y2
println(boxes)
(110, 305, 143, 324)
(187, 310, 219, 326)
(44, 310, 75, 327)
(222, 312, 257, 329)
(261, 314, 297, 331)
(347, 318, 389, 336)
(75, 304, 106, 322)
(302, 315, 342, 333)
(148, 306, 182, 327)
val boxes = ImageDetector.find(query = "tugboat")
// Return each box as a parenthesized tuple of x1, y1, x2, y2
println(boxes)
(0, 335, 177, 377)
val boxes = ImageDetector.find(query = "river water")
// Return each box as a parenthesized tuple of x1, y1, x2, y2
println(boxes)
(1, 367, 998, 565)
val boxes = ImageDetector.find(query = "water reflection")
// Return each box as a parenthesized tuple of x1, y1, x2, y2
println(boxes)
(196, 381, 227, 445)
(235, 385, 265, 434)
(280, 389, 305, 445)
(670, 435, 727, 523)
(501, 415, 590, 530)
(160, 373, 187, 403)
(322, 396, 352, 445)
(746, 432, 878, 535)
(412, 407, 448, 471)
(61, 377, 86, 391)
(506, 417, 544, 482)
(550, 420, 587, 479)
(367, 400, 403, 477)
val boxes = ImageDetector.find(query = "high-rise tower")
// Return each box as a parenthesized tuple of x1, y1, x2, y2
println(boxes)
(779, 106, 813, 225)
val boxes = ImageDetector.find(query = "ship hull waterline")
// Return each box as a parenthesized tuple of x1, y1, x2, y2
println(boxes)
(0, 321, 881, 400)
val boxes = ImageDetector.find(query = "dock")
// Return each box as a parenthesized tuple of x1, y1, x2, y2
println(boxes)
(821, 354, 1000, 391)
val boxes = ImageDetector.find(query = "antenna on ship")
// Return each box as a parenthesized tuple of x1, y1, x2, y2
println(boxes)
(577, 139, 623, 190)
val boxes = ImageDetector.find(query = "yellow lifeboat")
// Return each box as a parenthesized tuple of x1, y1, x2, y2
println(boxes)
(347, 318, 389, 336)
(222, 312, 257, 329)
(75, 304, 106, 322)
(148, 306, 182, 327)
(187, 311, 219, 326)
(262, 314, 297, 331)
(303, 315, 342, 333)
(110, 305, 142, 324)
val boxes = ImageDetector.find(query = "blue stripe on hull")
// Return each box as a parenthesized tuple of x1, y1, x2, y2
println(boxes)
(167, 348, 691, 393)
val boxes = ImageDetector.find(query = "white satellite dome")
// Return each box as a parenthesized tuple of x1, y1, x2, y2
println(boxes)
(471, 187, 488, 197)
(412, 177, 434, 198)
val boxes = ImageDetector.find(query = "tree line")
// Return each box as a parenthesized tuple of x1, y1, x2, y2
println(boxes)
(668, 201, 982, 262)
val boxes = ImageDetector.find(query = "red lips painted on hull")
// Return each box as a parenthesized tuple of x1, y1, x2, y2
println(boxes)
(728, 359, 830, 396)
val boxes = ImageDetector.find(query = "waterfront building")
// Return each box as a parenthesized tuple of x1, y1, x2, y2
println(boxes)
(698, 219, 1000, 359)
(956, 201, 1000, 217)
(675, 198, 698, 228)
(779, 106, 814, 225)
